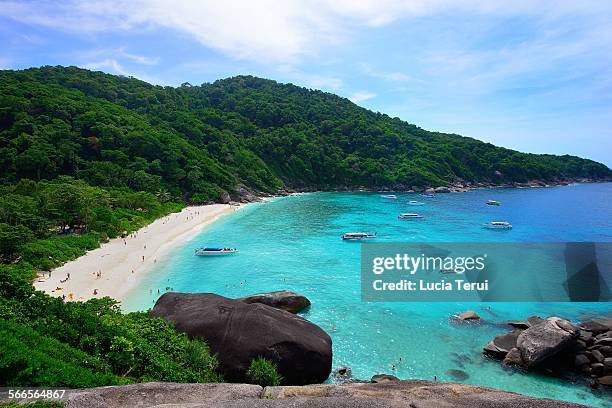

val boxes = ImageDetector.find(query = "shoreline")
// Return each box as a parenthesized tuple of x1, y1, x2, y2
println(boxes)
(34, 204, 242, 303)
(278, 179, 610, 195)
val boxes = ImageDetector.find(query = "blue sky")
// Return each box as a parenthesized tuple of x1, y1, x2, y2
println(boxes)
(1, 0, 611, 166)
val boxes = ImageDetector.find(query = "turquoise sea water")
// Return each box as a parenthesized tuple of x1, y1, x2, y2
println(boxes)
(123, 183, 612, 407)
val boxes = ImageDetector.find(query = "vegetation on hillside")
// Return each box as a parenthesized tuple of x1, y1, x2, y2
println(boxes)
(1, 66, 608, 198)
(0, 178, 222, 387)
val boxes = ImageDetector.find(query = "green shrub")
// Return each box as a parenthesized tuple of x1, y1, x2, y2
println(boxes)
(0, 402, 64, 408)
(246, 357, 282, 387)
(0, 319, 121, 387)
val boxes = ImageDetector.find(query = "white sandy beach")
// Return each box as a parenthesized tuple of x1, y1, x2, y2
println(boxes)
(34, 204, 238, 303)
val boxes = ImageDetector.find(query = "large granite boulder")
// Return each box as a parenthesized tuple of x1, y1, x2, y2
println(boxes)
(237, 290, 311, 314)
(516, 317, 579, 367)
(151, 293, 332, 385)
(483, 330, 522, 358)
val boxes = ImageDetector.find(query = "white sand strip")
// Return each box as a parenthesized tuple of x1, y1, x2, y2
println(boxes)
(34, 204, 238, 303)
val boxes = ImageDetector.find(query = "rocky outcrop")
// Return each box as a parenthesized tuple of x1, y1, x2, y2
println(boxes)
(516, 317, 579, 367)
(237, 290, 311, 314)
(371, 374, 399, 383)
(235, 184, 261, 203)
(151, 293, 332, 385)
(483, 330, 522, 358)
(457, 310, 480, 321)
(219, 191, 231, 204)
(53, 380, 587, 408)
(484, 316, 612, 388)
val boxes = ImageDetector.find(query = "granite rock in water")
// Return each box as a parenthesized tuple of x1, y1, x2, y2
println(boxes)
(516, 317, 579, 367)
(151, 293, 332, 385)
(503, 348, 523, 366)
(483, 330, 522, 358)
(457, 310, 480, 321)
(237, 290, 311, 314)
(371, 374, 400, 383)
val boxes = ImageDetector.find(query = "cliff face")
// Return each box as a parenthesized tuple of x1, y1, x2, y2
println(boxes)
(34, 380, 586, 408)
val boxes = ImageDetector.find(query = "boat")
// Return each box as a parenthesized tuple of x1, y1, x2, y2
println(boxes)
(398, 213, 424, 219)
(194, 247, 238, 256)
(420, 193, 435, 198)
(484, 221, 512, 230)
(381, 194, 398, 200)
(342, 232, 377, 240)
(407, 200, 425, 206)
(486, 200, 501, 206)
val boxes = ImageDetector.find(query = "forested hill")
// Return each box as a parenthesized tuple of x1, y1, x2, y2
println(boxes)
(1, 66, 609, 202)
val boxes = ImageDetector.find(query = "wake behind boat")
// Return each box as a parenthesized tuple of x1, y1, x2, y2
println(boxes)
(194, 247, 238, 256)
(342, 232, 377, 240)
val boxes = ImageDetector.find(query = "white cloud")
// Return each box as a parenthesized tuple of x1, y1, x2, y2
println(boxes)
(359, 63, 420, 83)
(349, 91, 376, 103)
(82, 59, 129, 76)
(2, 0, 610, 65)
(120, 50, 159, 66)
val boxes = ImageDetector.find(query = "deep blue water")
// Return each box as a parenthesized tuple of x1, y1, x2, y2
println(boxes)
(123, 183, 612, 407)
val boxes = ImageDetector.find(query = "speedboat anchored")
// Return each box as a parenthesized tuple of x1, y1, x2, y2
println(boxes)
(486, 200, 501, 206)
(407, 200, 425, 206)
(342, 232, 377, 240)
(398, 213, 424, 219)
(420, 193, 435, 198)
(195, 247, 238, 256)
(484, 221, 512, 230)
(381, 194, 398, 200)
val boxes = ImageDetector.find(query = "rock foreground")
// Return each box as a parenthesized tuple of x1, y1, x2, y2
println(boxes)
(32, 380, 588, 408)
(237, 290, 311, 314)
(151, 293, 331, 385)
(485, 316, 612, 388)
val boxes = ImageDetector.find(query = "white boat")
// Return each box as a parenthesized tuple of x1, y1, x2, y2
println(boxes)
(195, 247, 238, 256)
(342, 232, 377, 240)
(420, 193, 435, 198)
(486, 200, 501, 206)
(407, 200, 425, 206)
(398, 213, 424, 219)
(381, 194, 398, 200)
(484, 221, 512, 230)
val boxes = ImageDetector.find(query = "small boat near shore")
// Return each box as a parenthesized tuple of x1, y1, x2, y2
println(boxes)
(407, 200, 425, 206)
(342, 232, 377, 240)
(486, 200, 501, 206)
(195, 247, 238, 256)
(398, 213, 424, 219)
(381, 194, 398, 200)
(484, 221, 512, 230)
(420, 193, 435, 198)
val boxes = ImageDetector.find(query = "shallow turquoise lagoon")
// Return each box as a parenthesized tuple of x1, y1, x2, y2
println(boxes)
(124, 183, 612, 407)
